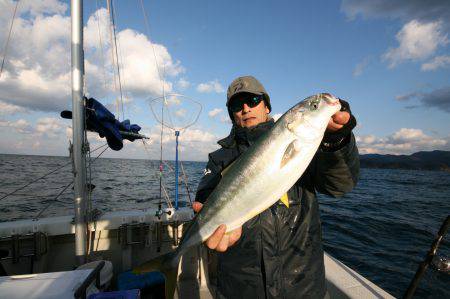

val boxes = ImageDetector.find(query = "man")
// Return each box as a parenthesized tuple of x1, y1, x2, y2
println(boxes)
(194, 76, 359, 298)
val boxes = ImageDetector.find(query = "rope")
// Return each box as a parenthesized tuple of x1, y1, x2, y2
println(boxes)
(33, 144, 109, 220)
(33, 181, 74, 220)
(0, 161, 71, 201)
(0, 0, 20, 78)
(180, 161, 192, 206)
(161, 181, 173, 209)
(0, 144, 107, 201)
(141, 139, 173, 209)
(90, 145, 109, 164)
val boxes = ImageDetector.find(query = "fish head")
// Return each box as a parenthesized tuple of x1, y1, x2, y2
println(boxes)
(284, 93, 341, 140)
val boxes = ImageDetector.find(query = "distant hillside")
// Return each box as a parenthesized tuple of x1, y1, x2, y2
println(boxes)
(359, 150, 450, 172)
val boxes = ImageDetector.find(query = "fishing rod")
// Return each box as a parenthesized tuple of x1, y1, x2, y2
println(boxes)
(403, 215, 450, 299)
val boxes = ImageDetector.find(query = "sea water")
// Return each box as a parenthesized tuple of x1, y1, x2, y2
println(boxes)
(0, 154, 449, 298)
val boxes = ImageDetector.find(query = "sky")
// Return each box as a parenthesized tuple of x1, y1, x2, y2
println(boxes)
(0, 0, 449, 161)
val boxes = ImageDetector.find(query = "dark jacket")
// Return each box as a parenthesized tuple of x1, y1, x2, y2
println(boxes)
(195, 120, 359, 299)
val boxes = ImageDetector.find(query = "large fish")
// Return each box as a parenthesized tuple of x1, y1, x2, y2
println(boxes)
(134, 93, 341, 298)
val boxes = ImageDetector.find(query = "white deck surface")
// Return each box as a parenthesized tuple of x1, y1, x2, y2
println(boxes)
(325, 253, 395, 298)
(0, 270, 92, 299)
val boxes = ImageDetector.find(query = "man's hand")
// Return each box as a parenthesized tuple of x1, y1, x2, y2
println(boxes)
(192, 201, 242, 252)
(327, 110, 350, 132)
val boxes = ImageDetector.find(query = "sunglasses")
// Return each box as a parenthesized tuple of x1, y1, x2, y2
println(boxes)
(229, 94, 264, 112)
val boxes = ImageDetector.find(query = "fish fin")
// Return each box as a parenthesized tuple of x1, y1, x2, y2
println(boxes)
(280, 139, 301, 168)
(280, 193, 289, 208)
(133, 251, 180, 299)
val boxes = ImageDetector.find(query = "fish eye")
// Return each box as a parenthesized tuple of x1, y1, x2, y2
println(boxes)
(310, 99, 319, 110)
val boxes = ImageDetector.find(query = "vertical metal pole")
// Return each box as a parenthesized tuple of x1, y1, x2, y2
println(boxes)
(71, 0, 87, 266)
(175, 131, 180, 210)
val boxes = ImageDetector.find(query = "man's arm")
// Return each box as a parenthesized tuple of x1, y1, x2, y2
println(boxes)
(313, 133, 360, 197)
(312, 99, 360, 197)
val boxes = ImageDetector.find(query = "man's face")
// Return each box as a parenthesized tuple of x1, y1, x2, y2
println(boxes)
(230, 94, 270, 128)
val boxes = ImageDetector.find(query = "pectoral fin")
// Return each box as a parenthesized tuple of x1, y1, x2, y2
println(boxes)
(280, 139, 301, 168)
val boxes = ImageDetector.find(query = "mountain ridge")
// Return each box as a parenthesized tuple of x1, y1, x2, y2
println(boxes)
(360, 150, 450, 172)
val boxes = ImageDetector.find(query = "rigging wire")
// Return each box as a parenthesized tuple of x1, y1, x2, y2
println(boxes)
(106, 0, 120, 119)
(175, 138, 193, 207)
(159, 102, 164, 210)
(161, 181, 173, 209)
(139, 0, 167, 210)
(108, 0, 125, 121)
(111, 0, 129, 120)
(33, 181, 74, 220)
(95, 0, 109, 92)
(139, 0, 165, 94)
(0, 0, 20, 79)
(33, 144, 109, 220)
(180, 161, 192, 207)
(141, 139, 173, 209)
(0, 143, 108, 201)
(0, 161, 71, 201)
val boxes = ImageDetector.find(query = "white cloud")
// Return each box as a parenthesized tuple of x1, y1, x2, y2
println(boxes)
(208, 107, 232, 123)
(175, 109, 187, 117)
(114, 29, 183, 96)
(164, 95, 182, 106)
(135, 125, 219, 161)
(0, 116, 221, 161)
(0, 116, 67, 139)
(17, 0, 67, 16)
(208, 108, 223, 117)
(0, 101, 26, 115)
(356, 128, 448, 155)
(177, 78, 190, 89)
(383, 20, 449, 68)
(179, 129, 217, 143)
(340, 0, 450, 25)
(421, 55, 450, 71)
(197, 80, 224, 93)
(395, 92, 421, 101)
(272, 113, 282, 122)
(35, 117, 66, 138)
(220, 116, 231, 124)
(0, 119, 33, 134)
(65, 126, 72, 139)
(353, 57, 370, 76)
(0, 3, 184, 113)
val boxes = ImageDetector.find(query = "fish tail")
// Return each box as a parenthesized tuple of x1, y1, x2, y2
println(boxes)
(133, 251, 181, 299)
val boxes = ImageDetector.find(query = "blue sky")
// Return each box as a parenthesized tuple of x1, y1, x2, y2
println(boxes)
(0, 0, 449, 161)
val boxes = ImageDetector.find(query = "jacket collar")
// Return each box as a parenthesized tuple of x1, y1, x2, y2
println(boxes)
(218, 119, 274, 149)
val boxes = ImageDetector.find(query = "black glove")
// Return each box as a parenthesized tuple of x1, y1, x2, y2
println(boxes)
(321, 99, 356, 151)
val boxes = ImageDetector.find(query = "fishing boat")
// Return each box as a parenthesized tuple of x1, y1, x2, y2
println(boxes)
(0, 1, 399, 298)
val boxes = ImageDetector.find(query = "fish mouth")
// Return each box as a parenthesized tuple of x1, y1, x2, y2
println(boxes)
(321, 93, 340, 106)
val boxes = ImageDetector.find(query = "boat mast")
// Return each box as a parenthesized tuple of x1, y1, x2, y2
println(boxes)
(71, 0, 87, 266)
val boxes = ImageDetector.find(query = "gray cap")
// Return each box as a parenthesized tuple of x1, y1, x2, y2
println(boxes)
(226, 76, 271, 112)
